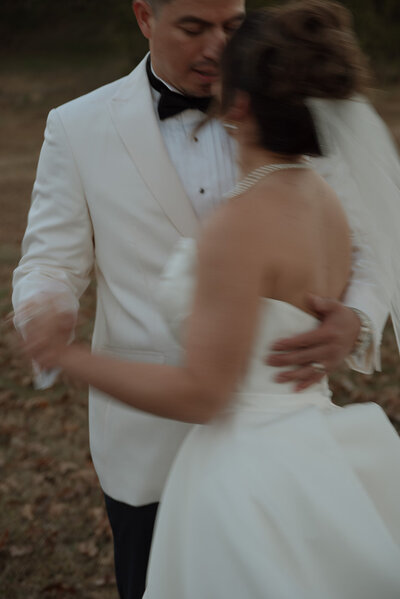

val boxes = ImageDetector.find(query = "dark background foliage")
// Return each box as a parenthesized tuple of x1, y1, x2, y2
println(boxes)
(1, 0, 399, 81)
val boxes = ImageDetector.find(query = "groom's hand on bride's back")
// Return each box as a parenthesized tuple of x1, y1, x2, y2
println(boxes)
(266, 296, 361, 392)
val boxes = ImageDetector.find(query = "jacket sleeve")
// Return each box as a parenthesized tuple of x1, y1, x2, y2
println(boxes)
(313, 153, 389, 374)
(12, 108, 94, 314)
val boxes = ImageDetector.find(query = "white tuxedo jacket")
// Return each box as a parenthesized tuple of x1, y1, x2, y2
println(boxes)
(13, 58, 200, 505)
(13, 57, 389, 505)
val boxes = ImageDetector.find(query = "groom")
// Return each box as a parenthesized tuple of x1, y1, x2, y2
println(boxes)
(13, 0, 387, 597)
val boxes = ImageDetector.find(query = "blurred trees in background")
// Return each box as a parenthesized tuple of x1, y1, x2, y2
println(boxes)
(1, 0, 142, 64)
(1, 0, 399, 81)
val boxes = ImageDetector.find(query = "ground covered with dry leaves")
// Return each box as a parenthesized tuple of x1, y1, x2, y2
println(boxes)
(1, 59, 400, 598)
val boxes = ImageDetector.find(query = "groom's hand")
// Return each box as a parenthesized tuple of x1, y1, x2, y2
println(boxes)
(18, 297, 76, 369)
(266, 295, 361, 391)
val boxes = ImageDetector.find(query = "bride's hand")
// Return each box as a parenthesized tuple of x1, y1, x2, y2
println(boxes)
(266, 295, 361, 391)
(22, 302, 76, 370)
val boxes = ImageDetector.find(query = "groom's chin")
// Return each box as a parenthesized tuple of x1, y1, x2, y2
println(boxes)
(185, 72, 219, 97)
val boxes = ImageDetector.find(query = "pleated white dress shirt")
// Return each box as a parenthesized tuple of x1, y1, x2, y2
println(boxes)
(149, 72, 238, 220)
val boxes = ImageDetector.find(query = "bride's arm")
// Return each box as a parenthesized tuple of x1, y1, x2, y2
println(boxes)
(27, 207, 264, 424)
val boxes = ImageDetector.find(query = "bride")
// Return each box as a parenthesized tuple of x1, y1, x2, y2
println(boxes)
(26, 1, 400, 597)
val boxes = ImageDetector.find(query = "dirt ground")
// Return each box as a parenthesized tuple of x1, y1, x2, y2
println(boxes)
(0, 61, 129, 599)
(1, 61, 400, 598)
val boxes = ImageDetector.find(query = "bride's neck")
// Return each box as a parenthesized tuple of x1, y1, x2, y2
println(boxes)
(235, 120, 303, 177)
(237, 143, 303, 179)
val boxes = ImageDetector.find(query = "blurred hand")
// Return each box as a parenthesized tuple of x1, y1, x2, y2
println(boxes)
(19, 298, 76, 370)
(267, 295, 361, 392)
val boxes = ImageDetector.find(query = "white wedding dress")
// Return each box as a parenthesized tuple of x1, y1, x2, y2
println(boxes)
(144, 238, 400, 599)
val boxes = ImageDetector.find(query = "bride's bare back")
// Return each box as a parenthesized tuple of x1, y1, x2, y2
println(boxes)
(199, 168, 351, 316)
(258, 169, 351, 312)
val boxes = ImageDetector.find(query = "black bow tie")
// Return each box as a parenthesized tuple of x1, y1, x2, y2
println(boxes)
(146, 58, 212, 121)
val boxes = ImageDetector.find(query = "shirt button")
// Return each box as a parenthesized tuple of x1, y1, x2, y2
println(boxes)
(199, 188, 205, 194)
(193, 137, 199, 143)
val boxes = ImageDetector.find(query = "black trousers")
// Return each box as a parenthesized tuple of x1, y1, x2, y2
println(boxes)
(104, 493, 159, 599)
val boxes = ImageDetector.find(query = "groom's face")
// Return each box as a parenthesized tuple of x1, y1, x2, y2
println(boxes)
(134, 0, 245, 97)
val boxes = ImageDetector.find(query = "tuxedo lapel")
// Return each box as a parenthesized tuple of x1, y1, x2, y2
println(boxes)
(109, 57, 199, 237)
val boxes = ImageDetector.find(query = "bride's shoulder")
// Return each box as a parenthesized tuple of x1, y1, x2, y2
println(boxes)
(202, 194, 269, 244)
(312, 173, 351, 231)
(197, 195, 274, 276)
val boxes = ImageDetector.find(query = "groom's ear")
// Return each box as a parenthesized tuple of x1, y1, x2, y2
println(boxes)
(133, 0, 155, 40)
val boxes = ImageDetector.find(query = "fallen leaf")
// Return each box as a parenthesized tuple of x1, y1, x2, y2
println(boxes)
(21, 503, 34, 521)
(25, 396, 49, 410)
(92, 574, 115, 587)
(62, 422, 80, 433)
(78, 539, 98, 558)
(10, 544, 33, 557)
(0, 390, 15, 402)
(28, 442, 49, 456)
(71, 468, 96, 483)
(2, 475, 20, 492)
(41, 581, 77, 593)
(20, 375, 33, 387)
(10, 436, 26, 450)
(34, 456, 53, 469)
(90, 507, 103, 522)
(49, 502, 68, 518)
(99, 552, 114, 568)
(58, 461, 78, 474)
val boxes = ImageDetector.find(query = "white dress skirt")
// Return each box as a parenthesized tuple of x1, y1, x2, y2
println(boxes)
(143, 239, 400, 599)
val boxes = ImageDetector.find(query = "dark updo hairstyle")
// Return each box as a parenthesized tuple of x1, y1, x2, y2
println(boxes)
(220, 0, 369, 157)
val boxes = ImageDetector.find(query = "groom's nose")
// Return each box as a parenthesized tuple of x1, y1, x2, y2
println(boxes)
(202, 28, 228, 63)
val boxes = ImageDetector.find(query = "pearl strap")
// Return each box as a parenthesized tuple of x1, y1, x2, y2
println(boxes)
(226, 163, 310, 199)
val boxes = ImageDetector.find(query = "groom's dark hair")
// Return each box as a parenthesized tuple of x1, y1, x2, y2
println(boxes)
(145, 0, 174, 12)
(220, 0, 369, 157)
